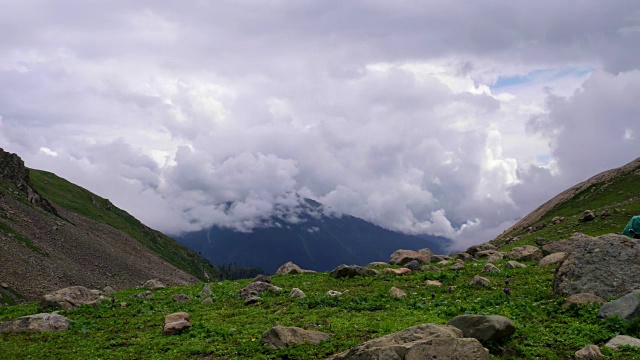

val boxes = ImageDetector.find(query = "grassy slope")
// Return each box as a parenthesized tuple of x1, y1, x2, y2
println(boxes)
(28, 169, 219, 281)
(2, 260, 640, 359)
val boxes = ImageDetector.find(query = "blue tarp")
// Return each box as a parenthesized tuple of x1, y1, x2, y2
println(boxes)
(623, 215, 640, 238)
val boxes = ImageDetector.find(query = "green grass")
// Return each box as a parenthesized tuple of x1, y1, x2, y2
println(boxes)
(28, 169, 219, 281)
(2, 260, 639, 359)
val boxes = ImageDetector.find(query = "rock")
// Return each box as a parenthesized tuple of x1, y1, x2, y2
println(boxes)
(290, 288, 306, 299)
(389, 287, 406, 298)
(261, 326, 330, 349)
(600, 208, 611, 218)
(163, 312, 191, 335)
(506, 245, 543, 261)
(470, 276, 491, 287)
(425, 280, 443, 287)
(199, 284, 212, 297)
(482, 263, 500, 273)
(604, 335, 640, 350)
(144, 279, 166, 290)
(172, 294, 191, 303)
(466, 243, 497, 257)
(0, 283, 8, 289)
(244, 295, 260, 305)
(575, 344, 603, 359)
(541, 233, 591, 255)
(421, 265, 441, 272)
(41, 286, 102, 310)
(431, 255, 451, 263)
(367, 262, 388, 267)
(598, 290, 640, 320)
(330, 264, 379, 278)
(475, 250, 503, 260)
(200, 297, 213, 304)
(237, 281, 282, 299)
(449, 262, 465, 270)
(553, 234, 640, 299)
(131, 291, 153, 299)
(418, 248, 433, 262)
(551, 216, 566, 225)
(390, 249, 428, 265)
(276, 262, 303, 275)
(327, 323, 489, 360)
(562, 293, 605, 308)
(455, 252, 474, 261)
(505, 261, 526, 269)
(404, 260, 421, 271)
(326, 290, 342, 297)
(102, 286, 115, 295)
(538, 252, 566, 267)
(251, 275, 271, 283)
(447, 315, 516, 343)
(0, 313, 70, 333)
(383, 268, 412, 275)
(447, 286, 457, 293)
(579, 210, 597, 222)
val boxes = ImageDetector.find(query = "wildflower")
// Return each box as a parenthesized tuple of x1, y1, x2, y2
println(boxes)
(503, 288, 511, 296)
(504, 279, 510, 285)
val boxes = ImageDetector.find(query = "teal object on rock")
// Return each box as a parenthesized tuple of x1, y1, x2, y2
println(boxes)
(622, 215, 640, 238)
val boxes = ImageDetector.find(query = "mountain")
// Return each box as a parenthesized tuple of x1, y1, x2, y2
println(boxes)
(176, 197, 451, 273)
(491, 156, 640, 247)
(0, 148, 218, 301)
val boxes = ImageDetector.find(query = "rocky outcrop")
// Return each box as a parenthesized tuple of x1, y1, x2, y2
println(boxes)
(330, 265, 379, 278)
(0, 313, 70, 333)
(389, 249, 428, 265)
(261, 326, 330, 349)
(327, 323, 489, 360)
(41, 286, 103, 310)
(553, 234, 640, 299)
(447, 315, 516, 343)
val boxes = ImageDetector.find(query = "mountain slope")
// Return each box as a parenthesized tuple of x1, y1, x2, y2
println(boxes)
(491, 156, 640, 248)
(0, 148, 217, 300)
(177, 198, 451, 273)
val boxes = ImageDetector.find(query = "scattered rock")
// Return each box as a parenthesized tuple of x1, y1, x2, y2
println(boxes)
(506, 245, 543, 261)
(553, 234, 640, 299)
(505, 261, 527, 269)
(163, 312, 191, 335)
(200, 297, 213, 305)
(482, 263, 500, 273)
(131, 291, 153, 299)
(600, 208, 611, 218)
(383, 268, 412, 275)
(447, 286, 457, 293)
(144, 279, 166, 290)
(470, 276, 492, 287)
(327, 323, 489, 360)
(199, 284, 212, 297)
(447, 315, 516, 343)
(275, 262, 303, 275)
(575, 344, 603, 359)
(437, 260, 451, 266)
(251, 275, 271, 283)
(367, 262, 388, 267)
(418, 248, 433, 262)
(551, 216, 566, 225)
(326, 290, 342, 297)
(604, 335, 640, 350)
(597, 289, 640, 320)
(261, 326, 330, 349)
(449, 262, 465, 270)
(244, 295, 260, 305)
(466, 243, 497, 257)
(403, 260, 421, 271)
(237, 281, 282, 299)
(0, 313, 70, 333)
(430, 255, 451, 263)
(330, 264, 379, 278)
(41, 286, 103, 310)
(421, 265, 441, 272)
(538, 252, 566, 267)
(562, 293, 605, 308)
(455, 252, 474, 261)
(172, 294, 191, 303)
(290, 288, 306, 299)
(389, 287, 406, 298)
(102, 286, 115, 295)
(425, 280, 443, 287)
(0, 283, 8, 289)
(389, 249, 428, 265)
(579, 210, 597, 223)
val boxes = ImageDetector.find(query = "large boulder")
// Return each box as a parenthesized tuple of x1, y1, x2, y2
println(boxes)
(542, 233, 591, 255)
(275, 261, 303, 275)
(466, 243, 497, 257)
(390, 249, 428, 265)
(237, 281, 282, 299)
(447, 315, 516, 343)
(597, 289, 640, 320)
(506, 245, 543, 261)
(327, 323, 489, 360)
(261, 326, 330, 349)
(0, 313, 70, 333)
(330, 265, 379, 279)
(553, 234, 640, 299)
(163, 312, 191, 335)
(41, 286, 102, 310)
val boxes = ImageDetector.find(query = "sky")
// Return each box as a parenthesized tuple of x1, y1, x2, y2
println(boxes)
(1, 1, 640, 251)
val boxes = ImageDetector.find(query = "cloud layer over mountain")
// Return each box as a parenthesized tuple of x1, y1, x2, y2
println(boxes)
(1, 1, 639, 250)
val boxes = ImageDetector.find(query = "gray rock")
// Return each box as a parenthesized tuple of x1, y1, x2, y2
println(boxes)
(418, 248, 433, 262)
(604, 335, 640, 350)
(330, 264, 379, 278)
(455, 252, 474, 261)
(430, 255, 451, 263)
(447, 315, 516, 343)
(199, 284, 212, 297)
(390, 249, 429, 265)
(251, 275, 271, 283)
(506, 245, 543, 261)
(0, 283, 8, 289)
(482, 263, 500, 273)
(290, 288, 306, 299)
(553, 234, 640, 299)
(575, 344, 603, 359)
(470, 276, 492, 287)
(131, 291, 153, 299)
(598, 290, 640, 320)
(449, 262, 465, 270)
(562, 293, 605, 308)
(367, 262, 388, 267)
(200, 297, 213, 304)
(172, 294, 191, 303)
(163, 312, 191, 335)
(538, 252, 566, 267)
(41, 286, 102, 310)
(541, 233, 591, 255)
(579, 210, 597, 222)
(244, 295, 260, 305)
(466, 243, 498, 257)
(425, 280, 443, 287)
(261, 326, 330, 349)
(144, 279, 166, 290)
(327, 323, 489, 360)
(505, 261, 526, 269)
(421, 265, 441, 272)
(600, 208, 612, 218)
(404, 260, 421, 271)
(0, 313, 70, 333)
(275, 261, 303, 275)
(475, 250, 503, 259)
(102, 286, 115, 295)
(389, 287, 406, 298)
(237, 281, 282, 299)
(326, 290, 342, 297)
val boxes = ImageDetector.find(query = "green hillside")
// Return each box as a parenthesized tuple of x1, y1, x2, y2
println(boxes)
(28, 169, 219, 281)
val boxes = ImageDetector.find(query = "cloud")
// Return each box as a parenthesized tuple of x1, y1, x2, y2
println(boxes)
(0, 1, 639, 251)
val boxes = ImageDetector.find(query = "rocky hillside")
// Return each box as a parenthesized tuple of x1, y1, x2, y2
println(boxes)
(0, 148, 217, 301)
